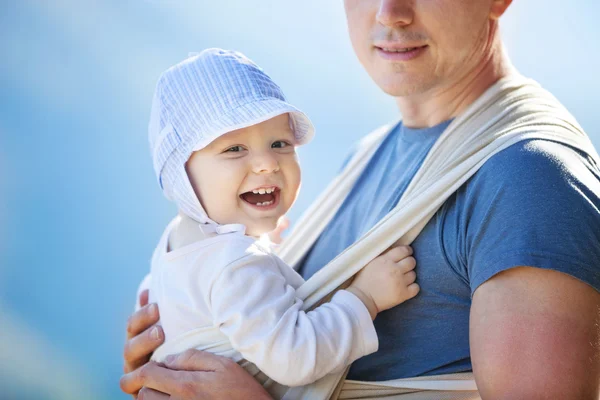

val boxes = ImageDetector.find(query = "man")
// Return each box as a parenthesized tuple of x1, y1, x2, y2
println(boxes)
(120, 0, 600, 398)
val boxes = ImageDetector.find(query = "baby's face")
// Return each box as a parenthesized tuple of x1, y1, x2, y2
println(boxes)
(186, 114, 301, 237)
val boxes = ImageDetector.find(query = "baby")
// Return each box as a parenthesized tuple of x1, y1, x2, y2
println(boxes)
(144, 48, 419, 387)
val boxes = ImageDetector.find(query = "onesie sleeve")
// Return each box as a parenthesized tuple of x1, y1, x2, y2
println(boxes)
(204, 248, 378, 387)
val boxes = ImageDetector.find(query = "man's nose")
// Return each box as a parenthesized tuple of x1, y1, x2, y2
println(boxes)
(376, 0, 414, 28)
(251, 152, 280, 174)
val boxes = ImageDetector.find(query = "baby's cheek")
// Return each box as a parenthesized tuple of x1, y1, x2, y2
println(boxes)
(285, 159, 302, 191)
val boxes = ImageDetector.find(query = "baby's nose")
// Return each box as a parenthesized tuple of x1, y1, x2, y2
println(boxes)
(251, 153, 279, 174)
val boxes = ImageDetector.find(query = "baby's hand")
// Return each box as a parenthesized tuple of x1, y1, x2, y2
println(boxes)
(348, 245, 419, 319)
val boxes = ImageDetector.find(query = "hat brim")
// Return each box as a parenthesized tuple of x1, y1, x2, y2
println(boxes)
(191, 98, 314, 152)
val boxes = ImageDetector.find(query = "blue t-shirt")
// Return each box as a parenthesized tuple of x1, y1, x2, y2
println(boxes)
(297, 121, 600, 380)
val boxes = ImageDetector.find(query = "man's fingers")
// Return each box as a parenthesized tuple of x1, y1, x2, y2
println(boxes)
(120, 364, 147, 394)
(121, 362, 172, 394)
(127, 303, 160, 340)
(123, 324, 164, 372)
(122, 362, 197, 397)
(164, 348, 232, 372)
(139, 289, 150, 308)
(137, 387, 169, 400)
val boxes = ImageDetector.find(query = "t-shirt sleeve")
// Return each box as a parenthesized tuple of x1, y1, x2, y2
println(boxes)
(461, 140, 600, 295)
(206, 247, 378, 387)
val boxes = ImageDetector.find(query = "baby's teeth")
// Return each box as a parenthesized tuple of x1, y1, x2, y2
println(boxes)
(250, 187, 276, 195)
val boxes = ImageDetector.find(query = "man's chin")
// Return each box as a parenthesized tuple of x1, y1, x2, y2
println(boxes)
(368, 68, 435, 98)
(377, 78, 430, 98)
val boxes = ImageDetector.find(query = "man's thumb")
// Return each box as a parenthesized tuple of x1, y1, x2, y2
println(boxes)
(164, 349, 223, 371)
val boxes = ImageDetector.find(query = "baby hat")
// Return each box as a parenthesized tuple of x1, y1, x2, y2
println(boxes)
(148, 48, 314, 230)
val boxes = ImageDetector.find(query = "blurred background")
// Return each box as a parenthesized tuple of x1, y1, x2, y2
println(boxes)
(0, 1, 598, 399)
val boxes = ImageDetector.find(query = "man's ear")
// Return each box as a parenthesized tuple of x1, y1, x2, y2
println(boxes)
(490, 0, 513, 20)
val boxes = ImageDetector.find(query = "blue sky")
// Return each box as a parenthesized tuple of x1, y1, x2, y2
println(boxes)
(1, 1, 598, 398)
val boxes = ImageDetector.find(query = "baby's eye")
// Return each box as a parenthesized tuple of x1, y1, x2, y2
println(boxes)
(224, 145, 245, 153)
(272, 141, 291, 149)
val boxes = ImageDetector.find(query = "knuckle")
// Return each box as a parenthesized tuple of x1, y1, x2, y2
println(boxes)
(137, 387, 149, 400)
(181, 348, 197, 361)
(183, 348, 196, 357)
(126, 315, 135, 334)
(180, 380, 198, 398)
(137, 363, 151, 381)
(142, 303, 157, 321)
(220, 356, 237, 369)
(141, 304, 152, 319)
(123, 362, 133, 374)
(123, 341, 133, 363)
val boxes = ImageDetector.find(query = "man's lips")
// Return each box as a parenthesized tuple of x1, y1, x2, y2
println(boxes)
(374, 44, 428, 61)
(374, 39, 428, 50)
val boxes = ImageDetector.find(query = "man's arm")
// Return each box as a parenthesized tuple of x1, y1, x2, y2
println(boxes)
(471, 266, 600, 399)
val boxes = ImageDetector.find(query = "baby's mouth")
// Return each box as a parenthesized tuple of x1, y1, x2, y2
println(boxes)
(239, 187, 280, 208)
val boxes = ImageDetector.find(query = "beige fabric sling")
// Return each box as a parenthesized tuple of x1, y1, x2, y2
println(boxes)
(153, 74, 600, 399)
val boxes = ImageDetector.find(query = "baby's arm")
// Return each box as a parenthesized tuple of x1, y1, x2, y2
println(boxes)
(206, 244, 418, 387)
(207, 252, 375, 387)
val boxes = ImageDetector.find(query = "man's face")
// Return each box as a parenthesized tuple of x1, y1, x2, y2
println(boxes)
(344, 0, 497, 97)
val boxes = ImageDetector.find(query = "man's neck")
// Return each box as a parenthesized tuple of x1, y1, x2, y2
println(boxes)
(396, 30, 514, 129)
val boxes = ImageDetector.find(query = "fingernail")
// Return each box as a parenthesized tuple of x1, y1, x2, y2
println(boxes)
(149, 303, 157, 316)
(151, 326, 160, 340)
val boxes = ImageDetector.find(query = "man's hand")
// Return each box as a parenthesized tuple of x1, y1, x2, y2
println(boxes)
(122, 289, 165, 397)
(121, 349, 273, 400)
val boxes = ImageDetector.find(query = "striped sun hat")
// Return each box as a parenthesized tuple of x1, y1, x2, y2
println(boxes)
(148, 48, 315, 227)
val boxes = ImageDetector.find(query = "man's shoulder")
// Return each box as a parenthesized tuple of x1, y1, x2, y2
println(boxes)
(470, 138, 600, 191)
